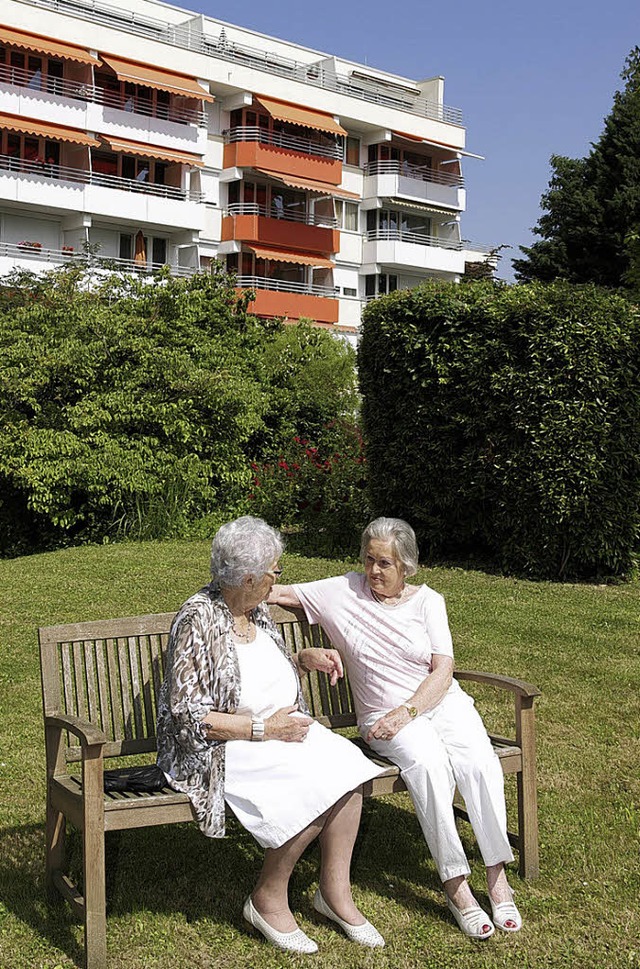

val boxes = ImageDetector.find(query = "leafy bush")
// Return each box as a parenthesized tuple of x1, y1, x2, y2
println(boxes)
(248, 420, 369, 555)
(358, 280, 640, 579)
(0, 265, 360, 555)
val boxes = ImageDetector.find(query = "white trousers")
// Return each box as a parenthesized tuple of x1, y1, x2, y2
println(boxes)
(364, 682, 514, 883)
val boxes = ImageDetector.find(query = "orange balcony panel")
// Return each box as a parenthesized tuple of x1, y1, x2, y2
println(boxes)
(222, 215, 339, 254)
(224, 142, 342, 185)
(239, 288, 339, 325)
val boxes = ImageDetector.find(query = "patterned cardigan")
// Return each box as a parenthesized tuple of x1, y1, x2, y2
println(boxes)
(156, 582, 309, 838)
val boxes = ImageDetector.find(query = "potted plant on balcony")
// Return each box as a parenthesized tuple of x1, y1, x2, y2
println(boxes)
(18, 240, 43, 250)
(61, 246, 74, 255)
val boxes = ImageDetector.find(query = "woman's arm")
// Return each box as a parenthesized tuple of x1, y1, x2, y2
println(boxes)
(201, 705, 313, 742)
(268, 584, 302, 608)
(366, 654, 454, 743)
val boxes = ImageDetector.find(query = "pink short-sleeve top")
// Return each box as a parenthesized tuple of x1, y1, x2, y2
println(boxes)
(292, 572, 454, 723)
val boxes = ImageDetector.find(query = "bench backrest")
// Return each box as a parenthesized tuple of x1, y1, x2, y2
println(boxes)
(39, 605, 358, 766)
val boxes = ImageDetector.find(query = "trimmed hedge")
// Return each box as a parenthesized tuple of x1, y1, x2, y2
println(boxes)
(358, 280, 640, 579)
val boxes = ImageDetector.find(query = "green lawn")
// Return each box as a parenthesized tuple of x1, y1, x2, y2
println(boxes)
(1, 540, 639, 969)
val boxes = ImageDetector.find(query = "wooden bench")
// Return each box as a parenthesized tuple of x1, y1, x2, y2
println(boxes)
(40, 605, 540, 969)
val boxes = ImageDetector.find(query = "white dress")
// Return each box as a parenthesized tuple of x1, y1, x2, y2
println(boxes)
(224, 628, 383, 848)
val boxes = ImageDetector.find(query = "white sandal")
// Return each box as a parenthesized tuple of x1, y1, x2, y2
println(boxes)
(446, 897, 495, 939)
(313, 889, 385, 948)
(490, 896, 522, 932)
(243, 897, 318, 953)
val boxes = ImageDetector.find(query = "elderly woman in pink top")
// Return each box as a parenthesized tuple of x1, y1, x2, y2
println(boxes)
(269, 516, 522, 940)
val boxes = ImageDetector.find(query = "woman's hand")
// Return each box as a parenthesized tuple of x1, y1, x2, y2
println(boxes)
(296, 648, 344, 685)
(265, 705, 314, 742)
(366, 706, 412, 744)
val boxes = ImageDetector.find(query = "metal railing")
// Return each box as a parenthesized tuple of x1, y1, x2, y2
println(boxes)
(226, 202, 337, 227)
(364, 159, 464, 188)
(224, 126, 342, 160)
(0, 62, 207, 126)
(0, 239, 198, 274)
(366, 227, 462, 250)
(0, 153, 204, 200)
(17, 0, 463, 126)
(235, 274, 337, 296)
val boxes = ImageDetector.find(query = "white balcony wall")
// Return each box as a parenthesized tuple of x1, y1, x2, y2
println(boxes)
(0, 171, 203, 229)
(0, 88, 207, 154)
(362, 238, 464, 275)
(363, 173, 465, 211)
(84, 184, 204, 229)
(336, 231, 362, 264)
(201, 206, 222, 243)
(0, 87, 89, 130)
(204, 137, 224, 170)
(200, 169, 221, 205)
(2, 211, 61, 247)
(337, 297, 362, 329)
(93, 104, 207, 153)
(340, 169, 363, 197)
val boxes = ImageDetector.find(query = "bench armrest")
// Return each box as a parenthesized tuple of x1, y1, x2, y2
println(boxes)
(45, 712, 107, 748)
(454, 670, 541, 699)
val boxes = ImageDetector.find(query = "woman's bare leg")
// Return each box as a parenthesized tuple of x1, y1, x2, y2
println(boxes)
(252, 813, 328, 932)
(318, 787, 366, 924)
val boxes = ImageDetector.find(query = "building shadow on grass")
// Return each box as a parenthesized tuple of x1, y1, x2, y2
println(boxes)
(0, 799, 484, 965)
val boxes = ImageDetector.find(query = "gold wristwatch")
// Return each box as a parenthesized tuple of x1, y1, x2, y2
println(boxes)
(403, 703, 418, 719)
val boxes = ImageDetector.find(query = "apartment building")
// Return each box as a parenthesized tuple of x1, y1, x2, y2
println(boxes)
(0, 0, 489, 334)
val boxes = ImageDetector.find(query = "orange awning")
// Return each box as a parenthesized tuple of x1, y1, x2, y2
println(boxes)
(100, 54, 214, 102)
(247, 246, 334, 269)
(0, 111, 99, 145)
(254, 95, 347, 137)
(99, 135, 204, 166)
(0, 24, 99, 65)
(254, 168, 359, 200)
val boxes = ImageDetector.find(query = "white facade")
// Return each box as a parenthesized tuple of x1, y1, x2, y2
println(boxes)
(0, 0, 490, 332)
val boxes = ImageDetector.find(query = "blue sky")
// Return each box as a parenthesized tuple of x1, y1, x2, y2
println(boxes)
(190, 0, 639, 280)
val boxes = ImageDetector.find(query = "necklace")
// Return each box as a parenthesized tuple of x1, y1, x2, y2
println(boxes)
(371, 586, 406, 606)
(232, 616, 254, 642)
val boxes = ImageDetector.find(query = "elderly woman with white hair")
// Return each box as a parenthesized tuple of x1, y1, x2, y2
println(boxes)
(156, 516, 385, 955)
(269, 516, 522, 940)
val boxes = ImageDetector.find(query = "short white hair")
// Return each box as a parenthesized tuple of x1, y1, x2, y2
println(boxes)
(210, 516, 284, 587)
(360, 517, 419, 577)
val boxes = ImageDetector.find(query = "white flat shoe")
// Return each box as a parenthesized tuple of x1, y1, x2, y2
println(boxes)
(446, 897, 495, 940)
(313, 889, 385, 948)
(490, 896, 522, 932)
(243, 896, 318, 953)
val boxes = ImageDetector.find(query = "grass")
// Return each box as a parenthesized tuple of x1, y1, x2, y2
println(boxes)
(0, 540, 639, 969)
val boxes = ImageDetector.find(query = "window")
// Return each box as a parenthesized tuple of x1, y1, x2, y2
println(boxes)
(335, 200, 359, 232)
(343, 286, 357, 296)
(152, 237, 167, 265)
(119, 234, 133, 260)
(345, 136, 360, 166)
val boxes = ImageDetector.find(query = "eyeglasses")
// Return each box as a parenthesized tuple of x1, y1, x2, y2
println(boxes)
(266, 568, 283, 578)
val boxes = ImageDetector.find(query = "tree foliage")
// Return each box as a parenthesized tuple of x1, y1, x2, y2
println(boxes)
(358, 280, 640, 580)
(514, 47, 640, 288)
(0, 265, 359, 555)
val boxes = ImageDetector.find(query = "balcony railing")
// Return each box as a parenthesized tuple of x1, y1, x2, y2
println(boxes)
(227, 202, 337, 227)
(18, 0, 463, 126)
(0, 62, 208, 126)
(0, 153, 204, 200)
(224, 126, 342, 160)
(235, 274, 337, 296)
(0, 240, 198, 275)
(364, 159, 464, 188)
(366, 228, 462, 250)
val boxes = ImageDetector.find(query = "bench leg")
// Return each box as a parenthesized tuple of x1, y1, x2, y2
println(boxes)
(45, 794, 66, 895)
(516, 697, 540, 879)
(82, 749, 107, 969)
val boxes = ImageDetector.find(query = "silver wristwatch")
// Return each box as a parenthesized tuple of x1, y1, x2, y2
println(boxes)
(251, 716, 265, 741)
